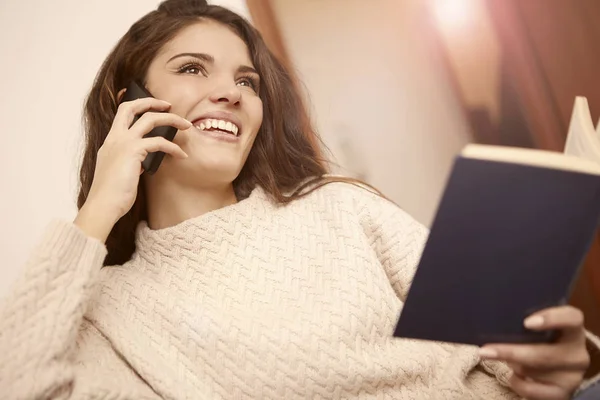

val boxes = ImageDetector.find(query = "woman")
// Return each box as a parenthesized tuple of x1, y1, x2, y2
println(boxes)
(0, 1, 597, 399)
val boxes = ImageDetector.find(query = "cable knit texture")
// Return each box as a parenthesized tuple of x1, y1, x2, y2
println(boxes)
(0, 182, 597, 399)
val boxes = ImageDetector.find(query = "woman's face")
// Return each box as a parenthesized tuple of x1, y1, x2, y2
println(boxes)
(143, 20, 263, 185)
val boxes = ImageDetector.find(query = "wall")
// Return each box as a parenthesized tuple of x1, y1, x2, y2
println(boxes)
(429, 0, 501, 124)
(0, 1, 160, 296)
(271, 0, 472, 227)
(0, 0, 250, 297)
(0, 0, 471, 297)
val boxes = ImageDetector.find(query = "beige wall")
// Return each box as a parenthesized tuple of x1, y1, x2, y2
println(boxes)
(0, 1, 167, 296)
(430, 0, 501, 123)
(272, 0, 473, 227)
(0, 0, 250, 298)
(0, 0, 471, 297)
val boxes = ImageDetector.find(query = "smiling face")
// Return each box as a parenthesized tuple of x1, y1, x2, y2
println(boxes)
(143, 19, 263, 186)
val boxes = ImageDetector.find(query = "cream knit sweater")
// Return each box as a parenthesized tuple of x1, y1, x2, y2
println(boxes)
(0, 182, 597, 399)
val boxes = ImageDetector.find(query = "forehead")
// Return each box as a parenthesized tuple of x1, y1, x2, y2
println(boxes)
(158, 20, 254, 66)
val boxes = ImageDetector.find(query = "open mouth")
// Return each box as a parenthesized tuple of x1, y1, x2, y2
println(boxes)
(194, 119, 239, 136)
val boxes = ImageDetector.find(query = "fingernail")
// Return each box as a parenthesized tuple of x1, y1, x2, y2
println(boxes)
(524, 315, 545, 329)
(479, 348, 498, 359)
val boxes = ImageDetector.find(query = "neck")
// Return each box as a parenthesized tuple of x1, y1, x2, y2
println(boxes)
(144, 179, 238, 230)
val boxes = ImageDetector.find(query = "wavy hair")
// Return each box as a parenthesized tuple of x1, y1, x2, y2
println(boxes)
(78, 0, 380, 266)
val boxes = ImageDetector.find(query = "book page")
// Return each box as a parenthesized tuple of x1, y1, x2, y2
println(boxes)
(462, 144, 600, 175)
(564, 97, 600, 164)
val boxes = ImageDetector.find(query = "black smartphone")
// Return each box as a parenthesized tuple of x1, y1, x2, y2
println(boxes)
(119, 80, 179, 175)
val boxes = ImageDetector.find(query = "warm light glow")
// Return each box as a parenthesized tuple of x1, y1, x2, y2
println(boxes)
(432, 0, 473, 30)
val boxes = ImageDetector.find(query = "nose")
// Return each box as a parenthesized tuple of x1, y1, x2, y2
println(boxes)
(208, 80, 242, 106)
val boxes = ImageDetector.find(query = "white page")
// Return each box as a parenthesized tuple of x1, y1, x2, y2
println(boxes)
(564, 97, 600, 164)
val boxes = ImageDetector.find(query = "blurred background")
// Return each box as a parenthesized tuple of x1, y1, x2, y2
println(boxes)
(0, 0, 598, 336)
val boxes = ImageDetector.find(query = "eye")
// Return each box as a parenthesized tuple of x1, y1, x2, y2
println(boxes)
(237, 76, 259, 92)
(177, 62, 207, 76)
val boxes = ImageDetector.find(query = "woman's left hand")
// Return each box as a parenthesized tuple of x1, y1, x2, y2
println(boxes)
(479, 305, 590, 400)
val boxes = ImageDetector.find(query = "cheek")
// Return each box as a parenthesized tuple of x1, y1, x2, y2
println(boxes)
(167, 91, 198, 115)
(150, 79, 203, 113)
(245, 111, 262, 149)
(171, 128, 192, 148)
(242, 104, 262, 154)
(248, 98, 264, 132)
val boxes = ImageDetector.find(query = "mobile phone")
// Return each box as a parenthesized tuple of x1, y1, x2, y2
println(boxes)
(119, 80, 179, 175)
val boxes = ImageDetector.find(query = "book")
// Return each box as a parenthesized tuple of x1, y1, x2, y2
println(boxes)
(393, 97, 600, 346)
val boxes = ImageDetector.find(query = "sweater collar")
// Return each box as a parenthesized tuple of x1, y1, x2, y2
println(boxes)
(134, 185, 269, 255)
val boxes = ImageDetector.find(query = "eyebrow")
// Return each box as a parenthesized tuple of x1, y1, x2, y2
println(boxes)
(167, 52, 259, 75)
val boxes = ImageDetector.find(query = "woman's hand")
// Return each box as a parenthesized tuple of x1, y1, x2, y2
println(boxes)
(75, 97, 191, 242)
(479, 305, 590, 400)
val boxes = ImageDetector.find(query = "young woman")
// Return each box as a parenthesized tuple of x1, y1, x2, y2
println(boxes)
(0, 1, 596, 399)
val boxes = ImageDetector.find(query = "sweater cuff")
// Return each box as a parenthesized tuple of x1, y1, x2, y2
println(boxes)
(578, 330, 600, 393)
(19, 219, 108, 284)
(41, 219, 106, 258)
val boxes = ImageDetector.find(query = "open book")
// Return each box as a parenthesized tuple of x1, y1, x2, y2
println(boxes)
(394, 97, 600, 346)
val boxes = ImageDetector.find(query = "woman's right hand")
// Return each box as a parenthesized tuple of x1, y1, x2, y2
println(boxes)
(74, 97, 192, 242)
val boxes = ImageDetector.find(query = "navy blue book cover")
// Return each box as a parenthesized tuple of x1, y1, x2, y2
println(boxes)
(393, 156, 600, 346)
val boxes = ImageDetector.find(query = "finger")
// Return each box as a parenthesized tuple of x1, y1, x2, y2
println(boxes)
(117, 88, 127, 103)
(507, 362, 584, 391)
(140, 136, 188, 159)
(130, 112, 192, 137)
(114, 97, 173, 130)
(508, 370, 571, 400)
(480, 343, 589, 371)
(524, 306, 585, 340)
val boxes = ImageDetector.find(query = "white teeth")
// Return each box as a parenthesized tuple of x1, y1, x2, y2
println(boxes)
(195, 119, 240, 136)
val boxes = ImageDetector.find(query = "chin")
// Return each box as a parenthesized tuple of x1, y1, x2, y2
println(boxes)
(157, 155, 244, 187)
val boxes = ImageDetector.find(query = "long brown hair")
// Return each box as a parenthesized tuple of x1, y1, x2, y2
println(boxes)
(78, 0, 381, 266)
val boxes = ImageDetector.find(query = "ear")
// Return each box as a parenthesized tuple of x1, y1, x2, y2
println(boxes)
(117, 88, 127, 103)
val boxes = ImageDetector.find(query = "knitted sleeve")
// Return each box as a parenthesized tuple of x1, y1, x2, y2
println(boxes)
(353, 187, 429, 303)
(354, 185, 600, 397)
(578, 331, 600, 396)
(353, 190, 518, 396)
(0, 220, 107, 399)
